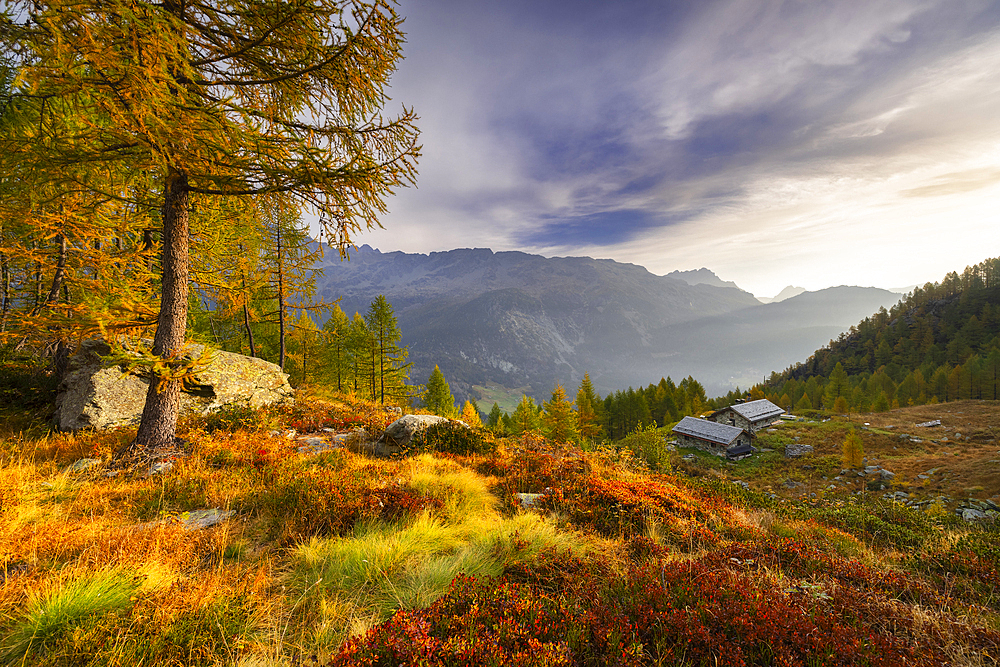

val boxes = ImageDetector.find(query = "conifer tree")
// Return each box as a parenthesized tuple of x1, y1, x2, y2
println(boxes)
(2, 0, 419, 459)
(842, 429, 865, 469)
(511, 395, 541, 435)
(320, 305, 352, 392)
(423, 365, 455, 417)
(364, 295, 412, 404)
(349, 312, 375, 398)
(542, 384, 577, 444)
(871, 391, 891, 412)
(486, 403, 504, 431)
(575, 373, 602, 442)
(286, 311, 322, 387)
(459, 401, 483, 427)
(258, 199, 325, 370)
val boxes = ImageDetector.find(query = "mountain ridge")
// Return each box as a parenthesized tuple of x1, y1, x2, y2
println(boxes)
(312, 245, 902, 401)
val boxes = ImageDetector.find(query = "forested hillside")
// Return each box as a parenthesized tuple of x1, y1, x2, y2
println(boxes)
(758, 257, 1000, 412)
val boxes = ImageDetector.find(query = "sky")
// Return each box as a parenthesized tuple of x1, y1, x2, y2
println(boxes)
(344, 0, 1000, 299)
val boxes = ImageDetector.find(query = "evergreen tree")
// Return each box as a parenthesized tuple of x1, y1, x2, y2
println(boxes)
(258, 198, 325, 370)
(286, 310, 322, 387)
(423, 365, 455, 417)
(348, 312, 374, 398)
(364, 295, 412, 404)
(575, 373, 602, 442)
(320, 305, 352, 392)
(511, 395, 542, 435)
(824, 362, 851, 406)
(486, 403, 504, 431)
(542, 384, 578, 444)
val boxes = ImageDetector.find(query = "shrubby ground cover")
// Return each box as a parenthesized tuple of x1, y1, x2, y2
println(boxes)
(0, 393, 998, 666)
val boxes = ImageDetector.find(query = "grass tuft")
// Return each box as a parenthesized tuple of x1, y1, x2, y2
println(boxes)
(0, 568, 140, 664)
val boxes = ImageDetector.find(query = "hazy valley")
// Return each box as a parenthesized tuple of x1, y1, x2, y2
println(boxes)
(315, 245, 904, 403)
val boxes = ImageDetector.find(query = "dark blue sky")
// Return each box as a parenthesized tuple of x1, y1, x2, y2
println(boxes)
(353, 0, 1000, 296)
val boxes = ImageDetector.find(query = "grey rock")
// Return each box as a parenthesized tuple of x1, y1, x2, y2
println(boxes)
(147, 460, 174, 477)
(54, 339, 293, 431)
(63, 458, 102, 474)
(916, 420, 941, 428)
(880, 470, 895, 481)
(516, 492, 544, 508)
(181, 508, 235, 531)
(733, 481, 750, 490)
(864, 465, 881, 475)
(784, 444, 814, 458)
(961, 508, 988, 522)
(782, 479, 802, 489)
(682, 454, 696, 461)
(376, 414, 450, 453)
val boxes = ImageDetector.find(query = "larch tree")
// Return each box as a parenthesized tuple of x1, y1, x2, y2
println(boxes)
(510, 395, 541, 436)
(2, 0, 419, 461)
(348, 311, 375, 397)
(575, 372, 602, 442)
(423, 365, 455, 417)
(257, 197, 325, 370)
(363, 294, 411, 404)
(542, 384, 577, 444)
(459, 400, 482, 427)
(320, 304, 352, 391)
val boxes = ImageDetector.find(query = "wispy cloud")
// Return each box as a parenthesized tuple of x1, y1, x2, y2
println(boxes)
(357, 0, 1000, 295)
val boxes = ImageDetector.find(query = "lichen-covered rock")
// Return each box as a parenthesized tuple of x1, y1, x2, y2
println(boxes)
(54, 339, 293, 431)
(375, 414, 450, 454)
(784, 444, 814, 458)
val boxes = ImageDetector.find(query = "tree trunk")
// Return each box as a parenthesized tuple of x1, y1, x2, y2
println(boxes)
(33, 239, 42, 309)
(239, 258, 257, 357)
(41, 233, 67, 309)
(129, 169, 190, 454)
(276, 225, 286, 369)
(0, 250, 9, 334)
(242, 291, 257, 357)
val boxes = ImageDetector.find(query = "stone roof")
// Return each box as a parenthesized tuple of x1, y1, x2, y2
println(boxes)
(731, 399, 784, 423)
(672, 416, 744, 446)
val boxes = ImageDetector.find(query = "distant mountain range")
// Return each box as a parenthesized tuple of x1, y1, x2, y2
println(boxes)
(313, 245, 903, 403)
(757, 286, 806, 304)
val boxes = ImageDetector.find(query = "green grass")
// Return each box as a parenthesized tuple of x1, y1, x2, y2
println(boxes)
(470, 382, 530, 415)
(1, 569, 141, 664)
(287, 510, 587, 650)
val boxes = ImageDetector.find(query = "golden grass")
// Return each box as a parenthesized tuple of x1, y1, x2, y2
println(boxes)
(1, 392, 998, 664)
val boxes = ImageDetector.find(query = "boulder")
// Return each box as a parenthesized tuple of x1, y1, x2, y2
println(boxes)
(375, 414, 450, 454)
(961, 508, 987, 522)
(54, 339, 293, 431)
(784, 444, 814, 458)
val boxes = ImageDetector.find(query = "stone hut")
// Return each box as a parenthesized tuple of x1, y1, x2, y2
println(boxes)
(672, 416, 751, 460)
(707, 398, 783, 435)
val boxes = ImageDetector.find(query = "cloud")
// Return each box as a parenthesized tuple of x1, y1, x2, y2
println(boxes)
(357, 0, 1000, 295)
